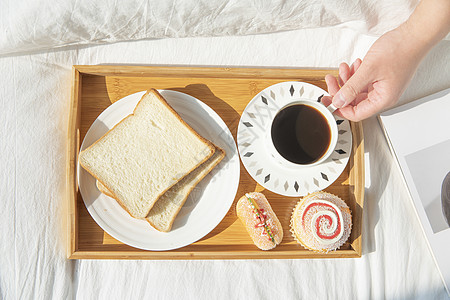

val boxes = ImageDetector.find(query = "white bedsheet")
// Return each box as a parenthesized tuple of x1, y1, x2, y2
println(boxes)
(0, 0, 420, 55)
(1, 2, 450, 299)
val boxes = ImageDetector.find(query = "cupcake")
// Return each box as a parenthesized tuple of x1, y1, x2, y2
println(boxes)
(290, 191, 352, 253)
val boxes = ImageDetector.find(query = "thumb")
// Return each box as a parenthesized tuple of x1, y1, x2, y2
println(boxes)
(332, 67, 370, 108)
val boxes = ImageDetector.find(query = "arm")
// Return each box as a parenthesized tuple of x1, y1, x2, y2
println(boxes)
(325, 0, 450, 122)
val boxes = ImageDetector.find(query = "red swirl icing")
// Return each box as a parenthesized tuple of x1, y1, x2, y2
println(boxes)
(302, 202, 341, 240)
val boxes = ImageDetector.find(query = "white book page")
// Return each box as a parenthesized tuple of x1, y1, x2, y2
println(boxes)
(379, 88, 450, 295)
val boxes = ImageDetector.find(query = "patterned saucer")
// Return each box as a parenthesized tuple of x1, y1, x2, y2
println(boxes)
(237, 81, 352, 197)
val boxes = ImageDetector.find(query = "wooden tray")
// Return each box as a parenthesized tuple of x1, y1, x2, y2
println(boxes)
(67, 65, 364, 259)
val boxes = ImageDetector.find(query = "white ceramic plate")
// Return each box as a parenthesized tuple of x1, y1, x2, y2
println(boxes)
(77, 90, 240, 251)
(237, 81, 352, 197)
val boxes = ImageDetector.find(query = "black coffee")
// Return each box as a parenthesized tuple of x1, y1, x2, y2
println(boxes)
(271, 104, 331, 164)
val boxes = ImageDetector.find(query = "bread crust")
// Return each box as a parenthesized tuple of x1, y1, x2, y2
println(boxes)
(97, 146, 225, 231)
(96, 180, 114, 198)
(236, 192, 283, 250)
(149, 88, 215, 157)
(146, 146, 225, 232)
(79, 89, 215, 219)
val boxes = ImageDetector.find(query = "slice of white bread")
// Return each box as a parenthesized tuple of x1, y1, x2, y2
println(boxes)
(97, 147, 225, 232)
(79, 89, 215, 219)
(96, 180, 115, 198)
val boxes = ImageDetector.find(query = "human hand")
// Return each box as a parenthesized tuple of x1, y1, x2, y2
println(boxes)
(323, 25, 425, 122)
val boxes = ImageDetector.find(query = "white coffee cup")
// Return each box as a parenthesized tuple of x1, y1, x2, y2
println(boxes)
(266, 99, 338, 169)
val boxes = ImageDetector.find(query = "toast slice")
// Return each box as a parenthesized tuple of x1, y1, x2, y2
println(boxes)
(97, 147, 225, 232)
(79, 89, 215, 219)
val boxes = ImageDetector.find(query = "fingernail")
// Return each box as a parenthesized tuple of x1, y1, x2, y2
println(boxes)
(333, 93, 346, 108)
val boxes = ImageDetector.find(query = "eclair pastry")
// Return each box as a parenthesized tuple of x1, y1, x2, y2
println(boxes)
(236, 192, 283, 250)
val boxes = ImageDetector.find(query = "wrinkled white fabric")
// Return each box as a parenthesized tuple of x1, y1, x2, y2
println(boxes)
(0, 0, 420, 55)
(1, 1, 450, 299)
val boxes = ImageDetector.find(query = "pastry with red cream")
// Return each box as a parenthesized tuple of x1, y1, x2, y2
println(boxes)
(290, 191, 352, 253)
(236, 192, 283, 250)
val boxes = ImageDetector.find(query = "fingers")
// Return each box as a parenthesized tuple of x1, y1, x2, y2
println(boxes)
(338, 101, 376, 122)
(326, 58, 372, 121)
(338, 63, 351, 87)
(326, 58, 364, 110)
(326, 61, 353, 95)
(321, 95, 333, 106)
(352, 92, 369, 105)
(350, 58, 368, 94)
(350, 58, 362, 74)
(325, 74, 340, 96)
(338, 90, 383, 122)
(332, 60, 371, 109)
(326, 59, 363, 95)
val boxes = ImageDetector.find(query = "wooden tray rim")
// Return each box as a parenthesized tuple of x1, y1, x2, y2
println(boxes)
(66, 65, 364, 260)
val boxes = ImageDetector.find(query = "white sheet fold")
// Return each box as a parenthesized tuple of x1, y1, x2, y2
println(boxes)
(0, 0, 419, 55)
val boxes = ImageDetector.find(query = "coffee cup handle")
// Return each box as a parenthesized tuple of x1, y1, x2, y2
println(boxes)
(326, 103, 337, 114)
